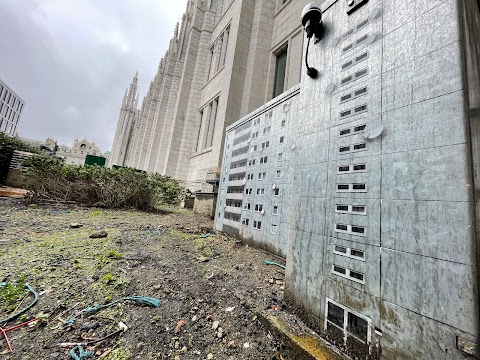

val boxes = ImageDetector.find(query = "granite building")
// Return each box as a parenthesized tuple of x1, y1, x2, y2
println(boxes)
(110, 0, 315, 192)
(108, 72, 139, 168)
(215, 0, 480, 359)
(0, 78, 24, 137)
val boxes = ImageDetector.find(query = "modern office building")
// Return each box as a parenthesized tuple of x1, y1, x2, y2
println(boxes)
(215, 0, 480, 359)
(0, 78, 25, 137)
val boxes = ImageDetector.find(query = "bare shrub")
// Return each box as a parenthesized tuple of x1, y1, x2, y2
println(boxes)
(22, 156, 184, 209)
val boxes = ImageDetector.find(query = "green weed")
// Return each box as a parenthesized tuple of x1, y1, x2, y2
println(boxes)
(107, 250, 123, 259)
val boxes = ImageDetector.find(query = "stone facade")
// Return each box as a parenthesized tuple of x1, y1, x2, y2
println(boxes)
(108, 73, 140, 168)
(22, 137, 103, 165)
(111, 0, 314, 192)
(56, 138, 103, 165)
(215, 0, 480, 359)
(0, 78, 25, 137)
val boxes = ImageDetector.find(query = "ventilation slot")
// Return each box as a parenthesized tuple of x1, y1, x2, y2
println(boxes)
(339, 146, 351, 153)
(354, 143, 366, 150)
(357, 19, 369, 30)
(341, 110, 352, 118)
(334, 245, 366, 260)
(335, 204, 367, 215)
(333, 265, 347, 274)
(351, 249, 365, 259)
(355, 105, 367, 113)
(352, 206, 366, 213)
(356, 69, 368, 78)
(341, 94, 352, 102)
(351, 226, 365, 234)
(342, 61, 353, 70)
(340, 128, 351, 136)
(353, 164, 366, 171)
(353, 184, 366, 190)
(354, 125, 366, 132)
(345, 29, 354, 37)
(356, 52, 368, 62)
(341, 76, 352, 85)
(355, 87, 367, 96)
(342, 44, 353, 54)
(338, 166, 350, 172)
(336, 224, 348, 231)
(350, 271, 364, 281)
(357, 34, 368, 45)
(337, 184, 367, 193)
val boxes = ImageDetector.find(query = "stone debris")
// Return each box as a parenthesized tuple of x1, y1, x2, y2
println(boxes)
(80, 321, 99, 330)
(89, 230, 108, 238)
(69, 222, 83, 229)
(212, 320, 219, 330)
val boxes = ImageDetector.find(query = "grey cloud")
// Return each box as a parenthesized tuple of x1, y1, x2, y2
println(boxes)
(0, 0, 186, 151)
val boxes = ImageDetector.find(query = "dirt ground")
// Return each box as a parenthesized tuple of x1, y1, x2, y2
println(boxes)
(0, 198, 290, 360)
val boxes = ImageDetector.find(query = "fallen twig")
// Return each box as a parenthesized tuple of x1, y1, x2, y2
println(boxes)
(56, 328, 124, 348)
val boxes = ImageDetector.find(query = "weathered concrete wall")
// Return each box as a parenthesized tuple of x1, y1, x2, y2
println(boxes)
(216, 0, 479, 358)
(284, 0, 479, 359)
(214, 86, 299, 258)
(5, 168, 24, 189)
(194, 193, 217, 219)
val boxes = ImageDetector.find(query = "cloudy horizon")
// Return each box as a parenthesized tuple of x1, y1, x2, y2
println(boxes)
(0, 0, 187, 152)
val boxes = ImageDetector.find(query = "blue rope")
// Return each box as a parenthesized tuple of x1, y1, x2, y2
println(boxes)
(0, 282, 39, 323)
(264, 260, 286, 269)
(69, 346, 93, 360)
(64, 296, 161, 326)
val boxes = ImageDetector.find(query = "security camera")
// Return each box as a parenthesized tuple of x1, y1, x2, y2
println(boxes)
(301, 3, 323, 40)
(301, 3, 323, 79)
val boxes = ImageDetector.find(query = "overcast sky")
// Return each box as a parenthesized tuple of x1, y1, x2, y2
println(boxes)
(0, 0, 187, 152)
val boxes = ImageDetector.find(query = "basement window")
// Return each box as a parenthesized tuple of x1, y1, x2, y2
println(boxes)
(326, 299, 371, 346)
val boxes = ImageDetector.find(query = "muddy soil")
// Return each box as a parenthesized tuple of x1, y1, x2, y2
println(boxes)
(0, 199, 289, 359)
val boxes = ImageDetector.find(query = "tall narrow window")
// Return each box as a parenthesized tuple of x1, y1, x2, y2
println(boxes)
(222, 26, 230, 66)
(207, 46, 215, 80)
(196, 110, 204, 152)
(273, 47, 288, 98)
(206, 98, 219, 147)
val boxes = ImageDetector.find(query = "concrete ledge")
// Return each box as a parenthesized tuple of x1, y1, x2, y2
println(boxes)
(257, 311, 349, 360)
